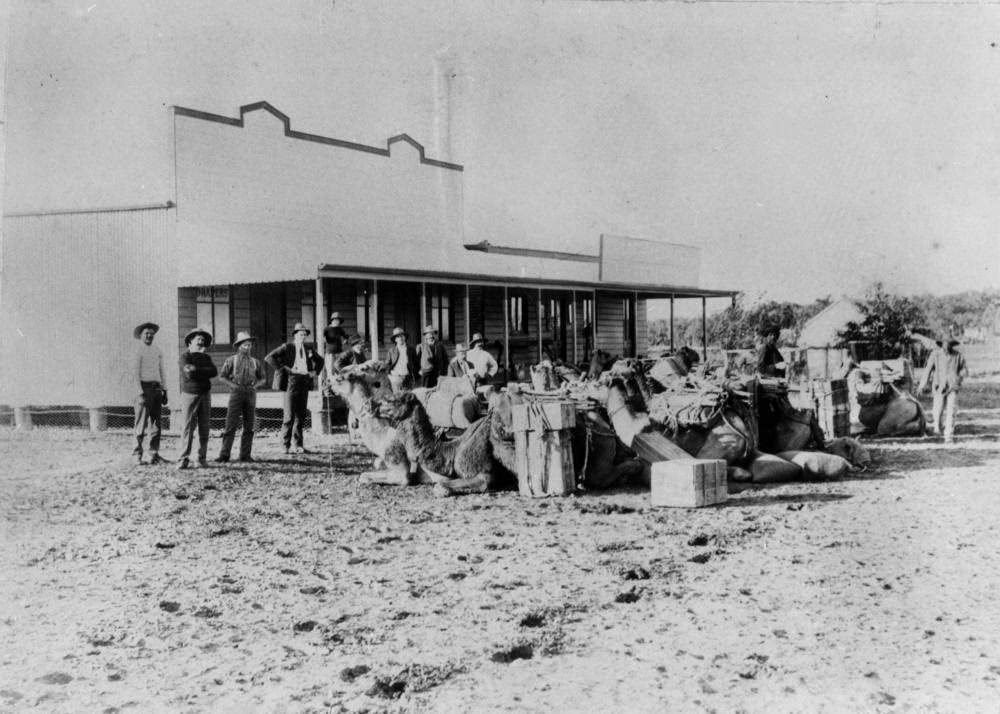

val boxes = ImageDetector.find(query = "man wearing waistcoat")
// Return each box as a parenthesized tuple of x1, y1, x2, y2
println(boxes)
(266, 323, 323, 454)
(216, 331, 266, 463)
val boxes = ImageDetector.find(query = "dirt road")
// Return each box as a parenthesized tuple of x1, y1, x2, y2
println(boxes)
(2, 384, 999, 713)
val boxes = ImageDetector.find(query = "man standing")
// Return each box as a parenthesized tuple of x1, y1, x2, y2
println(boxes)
(133, 321, 167, 465)
(416, 325, 449, 388)
(215, 331, 266, 463)
(466, 332, 499, 387)
(177, 327, 217, 470)
(266, 323, 323, 454)
(918, 338, 968, 443)
(447, 342, 475, 381)
(323, 312, 348, 384)
(334, 334, 368, 372)
(386, 326, 419, 392)
(756, 326, 787, 379)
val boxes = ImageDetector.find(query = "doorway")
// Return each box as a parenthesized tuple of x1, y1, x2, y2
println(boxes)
(248, 283, 287, 388)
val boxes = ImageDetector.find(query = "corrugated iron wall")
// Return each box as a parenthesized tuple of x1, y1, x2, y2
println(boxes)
(0, 207, 178, 407)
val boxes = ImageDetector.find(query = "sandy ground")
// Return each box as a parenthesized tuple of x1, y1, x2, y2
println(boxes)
(2, 383, 1000, 713)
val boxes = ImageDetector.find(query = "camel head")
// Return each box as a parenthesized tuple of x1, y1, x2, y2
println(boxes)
(377, 391, 423, 423)
(586, 349, 615, 380)
(330, 364, 392, 402)
(486, 391, 515, 440)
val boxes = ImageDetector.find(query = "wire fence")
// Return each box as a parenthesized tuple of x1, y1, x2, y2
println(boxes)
(0, 403, 352, 434)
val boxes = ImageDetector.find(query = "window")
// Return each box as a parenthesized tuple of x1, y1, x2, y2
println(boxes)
(196, 286, 231, 343)
(508, 294, 526, 334)
(429, 285, 453, 341)
(546, 299, 562, 335)
(581, 298, 594, 330)
(301, 287, 315, 336)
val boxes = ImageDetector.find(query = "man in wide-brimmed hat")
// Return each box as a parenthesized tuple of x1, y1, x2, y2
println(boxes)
(466, 332, 498, 387)
(176, 327, 217, 469)
(266, 322, 324, 454)
(447, 342, 475, 381)
(416, 324, 449, 389)
(918, 336, 968, 443)
(333, 334, 368, 372)
(386, 326, 419, 392)
(322, 312, 348, 385)
(132, 321, 167, 465)
(215, 331, 267, 463)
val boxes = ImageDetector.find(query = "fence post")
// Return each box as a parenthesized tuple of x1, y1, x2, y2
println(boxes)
(14, 407, 33, 431)
(88, 407, 108, 432)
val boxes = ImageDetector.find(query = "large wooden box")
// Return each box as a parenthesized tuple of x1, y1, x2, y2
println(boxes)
(512, 401, 577, 497)
(650, 459, 728, 508)
(811, 379, 850, 439)
(511, 401, 576, 432)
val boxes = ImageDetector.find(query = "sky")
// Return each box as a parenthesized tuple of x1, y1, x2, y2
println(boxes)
(4, 0, 999, 308)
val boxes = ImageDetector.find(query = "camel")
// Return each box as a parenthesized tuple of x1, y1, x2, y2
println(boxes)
(327, 368, 411, 480)
(374, 391, 517, 496)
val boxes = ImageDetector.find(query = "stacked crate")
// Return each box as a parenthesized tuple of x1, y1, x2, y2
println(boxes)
(812, 379, 850, 439)
(511, 399, 576, 497)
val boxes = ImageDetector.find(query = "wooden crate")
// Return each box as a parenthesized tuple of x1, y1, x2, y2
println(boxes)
(650, 459, 728, 508)
(813, 379, 849, 439)
(511, 400, 576, 432)
(512, 400, 577, 497)
(513, 429, 575, 497)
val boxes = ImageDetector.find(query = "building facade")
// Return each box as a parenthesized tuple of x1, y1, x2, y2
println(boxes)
(0, 102, 734, 424)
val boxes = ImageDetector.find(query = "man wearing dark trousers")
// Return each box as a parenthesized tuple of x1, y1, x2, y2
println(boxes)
(266, 323, 323, 454)
(133, 321, 167, 465)
(216, 331, 266, 463)
(177, 327, 217, 470)
(416, 325, 449, 388)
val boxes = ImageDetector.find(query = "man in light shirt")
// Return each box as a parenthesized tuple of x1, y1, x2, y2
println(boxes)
(133, 321, 167, 465)
(215, 331, 266, 463)
(266, 323, 323, 454)
(466, 332, 499, 388)
(918, 338, 969, 444)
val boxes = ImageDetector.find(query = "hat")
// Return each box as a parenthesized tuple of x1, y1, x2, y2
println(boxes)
(133, 322, 159, 339)
(469, 332, 485, 347)
(454, 342, 468, 352)
(233, 330, 255, 347)
(422, 324, 437, 336)
(349, 334, 365, 346)
(391, 326, 408, 340)
(329, 312, 342, 322)
(184, 327, 213, 347)
(292, 322, 311, 336)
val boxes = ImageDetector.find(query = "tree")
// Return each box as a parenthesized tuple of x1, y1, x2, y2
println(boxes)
(837, 282, 928, 359)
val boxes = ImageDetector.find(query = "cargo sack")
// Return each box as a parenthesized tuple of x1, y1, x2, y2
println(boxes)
(695, 411, 753, 466)
(748, 451, 802, 483)
(777, 450, 852, 479)
(450, 395, 480, 429)
(574, 411, 626, 490)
